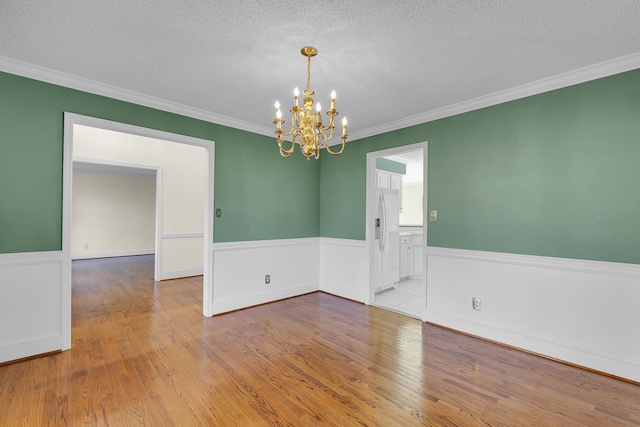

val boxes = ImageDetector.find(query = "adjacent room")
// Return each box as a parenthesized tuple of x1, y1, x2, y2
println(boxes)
(1, 1, 640, 425)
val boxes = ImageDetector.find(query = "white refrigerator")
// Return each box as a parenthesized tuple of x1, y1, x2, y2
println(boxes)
(374, 188, 400, 293)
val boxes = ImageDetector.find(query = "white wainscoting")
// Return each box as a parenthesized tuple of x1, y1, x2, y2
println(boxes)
(211, 238, 320, 314)
(5, 242, 639, 382)
(426, 247, 640, 383)
(319, 238, 368, 302)
(159, 233, 204, 281)
(0, 251, 64, 363)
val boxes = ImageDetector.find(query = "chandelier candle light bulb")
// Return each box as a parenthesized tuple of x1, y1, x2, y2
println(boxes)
(315, 102, 322, 125)
(273, 46, 348, 160)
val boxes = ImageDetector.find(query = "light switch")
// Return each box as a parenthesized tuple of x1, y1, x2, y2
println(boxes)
(216, 208, 222, 218)
(429, 210, 437, 221)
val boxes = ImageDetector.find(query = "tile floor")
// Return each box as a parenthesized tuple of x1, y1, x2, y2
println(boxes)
(372, 277, 424, 319)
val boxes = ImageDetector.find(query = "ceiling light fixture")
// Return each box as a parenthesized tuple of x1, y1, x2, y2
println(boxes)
(274, 46, 347, 160)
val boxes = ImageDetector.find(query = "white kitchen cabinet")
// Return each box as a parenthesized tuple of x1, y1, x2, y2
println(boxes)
(377, 170, 391, 188)
(413, 243, 423, 276)
(400, 235, 413, 279)
(391, 174, 402, 211)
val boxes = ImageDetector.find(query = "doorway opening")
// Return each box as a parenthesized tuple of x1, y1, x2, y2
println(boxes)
(366, 142, 427, 320)
(71, 159, 160, 273)
(61, 113, 215, 351)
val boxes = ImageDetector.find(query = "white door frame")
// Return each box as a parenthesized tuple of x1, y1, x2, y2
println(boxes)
(61, 113, 215, 350)
(365, 141, 428, 321)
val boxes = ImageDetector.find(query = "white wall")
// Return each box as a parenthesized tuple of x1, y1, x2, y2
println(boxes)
(72, 171, 155, 259)
(73, 125, 206, 279)
(399, 183, 423, 225)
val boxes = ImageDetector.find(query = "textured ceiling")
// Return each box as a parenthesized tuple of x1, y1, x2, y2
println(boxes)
(1, 1, 640, 141)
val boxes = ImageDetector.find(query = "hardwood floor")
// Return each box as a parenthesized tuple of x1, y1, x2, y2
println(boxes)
(1, 255, 639, 426)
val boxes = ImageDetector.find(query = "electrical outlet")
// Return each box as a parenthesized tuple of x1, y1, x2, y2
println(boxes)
(84, 244, 89, 249)
(472, 297, 481, 311)
(265, 275, 270, 284)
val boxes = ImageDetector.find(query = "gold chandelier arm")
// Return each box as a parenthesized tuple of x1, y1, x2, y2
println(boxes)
(316, 132, 328, 150)
(277, 133, 298, 157)
(324, 136, 346, 155)
(321, 111, 337, 134)
(280, 108, 301, 137)
(279, 146, 294, 158)
(321, 123, 336, 139)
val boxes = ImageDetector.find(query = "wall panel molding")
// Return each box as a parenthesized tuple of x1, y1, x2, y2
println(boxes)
(161, 233, 205, 239)
(427, 246, 640, 277)
(213, 237, 319, 252)
(0, 250, 63, 267)
(426, 246, 640, 382)
(211, 238, 320, 314)
(319, 237, 366, 249)
(0, 251, 64, 363)
(319, 238, 368, 303)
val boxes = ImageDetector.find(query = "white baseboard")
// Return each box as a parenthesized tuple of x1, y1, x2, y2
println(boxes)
(0, 251, 64, 363)
(426, 309, 640, 383)
(72, 248, 154, 260)
(425, 247, 640, 382)
(320, 281, 366, 302)
(211, 283, 318, 314)
(158, 267, 203, 281)
(0, 334, 63, 364)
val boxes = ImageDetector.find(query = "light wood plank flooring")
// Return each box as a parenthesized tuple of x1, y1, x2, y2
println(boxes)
(1, 255, 639, 426)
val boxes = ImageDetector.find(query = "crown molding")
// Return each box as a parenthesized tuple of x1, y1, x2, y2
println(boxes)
(2, 53, 639, 143)
(0, 55, 274, 137)
(348, 52, 640, 142)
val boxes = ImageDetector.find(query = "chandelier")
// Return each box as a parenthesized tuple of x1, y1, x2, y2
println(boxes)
(273, 46, 348, 160)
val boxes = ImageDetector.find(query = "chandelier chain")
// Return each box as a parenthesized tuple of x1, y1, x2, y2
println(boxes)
(306, 55, 312, 93)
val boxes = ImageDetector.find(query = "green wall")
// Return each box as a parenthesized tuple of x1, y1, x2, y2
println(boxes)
(4, 67, 640, 263)
(320, 69, 640, 264)
(0, 71, 319, 253)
